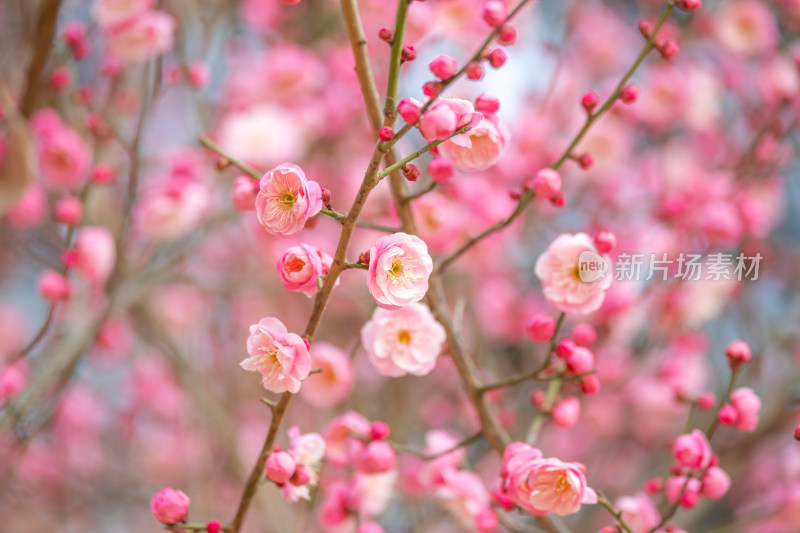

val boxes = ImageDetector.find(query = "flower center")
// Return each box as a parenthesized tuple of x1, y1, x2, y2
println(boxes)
(554, 474, 571, 493)
(255, 346, 284, 383)
(285, 255, 306, 274)
(280, 192, 296, 208)
(397, 330, 411, 344)
(386, 256, 422, 287)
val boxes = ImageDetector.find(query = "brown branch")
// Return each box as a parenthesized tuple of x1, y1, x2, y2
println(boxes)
(19, 0, 62, 117)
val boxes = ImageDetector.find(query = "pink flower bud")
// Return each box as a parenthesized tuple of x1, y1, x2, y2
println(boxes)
(422, 81, 443, 98)
(530, 389, 545, 408)
(620, 84, 639, 104)
(428, 157, 454, 183)
(419, 106, 458, 140)
(188, 61, 210, 89)
(550, 191, 566, 207)
(232, 176, 258, 212)
(402, 164, 420, 182)
(578, 153, 594, 169)
(475, 93, 500, 114)
(488, 48, 507, 68)
(356, 440, 396, 474)
(38, 269, 71, 302)
(321, 188, 332, 208)
(644, 478, 663, 494)
(398, 99, 422, 125)
(725, 340, 752, 368)
(280, 0, 301, 5)
(493, 486, 515, 510)
(0, 362, 28, 401)
(466, 62, 484, 80)
(92, 163, 115, 184)
(680, 489, 699, 509)
(718, 405, 739, 426)
(527, 313, 556, 342)
(572, 323, 596, 346)
(150, 488, 190, 525)
(658, 40, 679, 60)
(566, 346, 595, 375)
(358, 523, 385, 533)
(530, 168, 561, 199)
(581, 91, 599, 113)
(482, 0, 508, 27)
(206, 521, 222, 533)
(673, 429, 713, 470)
(638, 21, 653, 39)
(497, 25, 517, 46)
(552, 396, 580, 428)
(676, 0, 701, 11)
(594, 231, 616, 254)
(697, 392, 716, 409)
(54, 197, 83, 226)
(49, 68, 72, 92)
(475, 507, 498, 532)
(378, 28, 393, 42)
(580, 375, 600, 395)
(266, 451, 297, 484)
(701, 466, 730, 499)
(290, 464, 312, 486)
(378, 127, 395, 142)
(555, 338, 575, 359)
(401, 45, 417, 62)
(429, 54, 457, 79)
(599, 528, 617, 533)
(370, 421, 391, 440)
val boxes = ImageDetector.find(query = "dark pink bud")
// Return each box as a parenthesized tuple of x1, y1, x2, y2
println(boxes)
(38, 269, 71, 302)
(401, 45, 417, 62)
(566, 346, 595, 375)
(620, 84, 639, 104)
(482, 0, 508, 27)
(428, 156, 454, 183)
(266, 451, 296, 484)
(321, 188, 333, 209)
(550, 191, 566, 207)
(49, 68, 71, 92)
(594, 231, 616, 254)
(658, 40, 679, 60)
(378, 127, 395, 142)
(290, 464, 312, 486)
(422, 81, 443, 98)
(530, 389, 545, 408)
(398, 98, 422, 125)
(358, 250, 371, 266)
(527, 313, 556, 342)
(54, 197, 83, 226)
(725, 340, 752, 369)
(644, 478, 663, 494)
(676, 0, 702, 11)
(581, 91, 599, 113)
(718, 405, 739, 426)
(370, 421, 391, 440)
(475, 93, 500, 114)
(508, 188, 521, 200)
(356, 441, 396, 474)
(378, 28, 393, 42)
(529, 168, 561, 199)
(578, 153, 594, 169)
(497, 25, 517, 46)
(638, 21, 653, 39)
(555, 338, 575, 359)
(697, 392, 716, 409)
(207, 521, 222, 533)
(795, 424, 800, 442)
(572, 323, 596, 346)
(92, 163, 115, 184)
(580, 375, 600, 395)
(429, 54, 457, 79)
(402, 164, 420, 182)
(466, 62, 484, 80)
(488, 48, 507, 68)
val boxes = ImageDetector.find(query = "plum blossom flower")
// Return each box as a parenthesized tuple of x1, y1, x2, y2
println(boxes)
(240, 317, 311, 393)
(367, 233, 433, 310)
(323, 411, 371, 466)
(714, 0, 778, 56)
(136, 177, 210, 241)
(279, 426, 326, 502)
(361, 303, 445, 377)
(615, 493, 660, 533)
(31, 109, 91, 191)
(150, 488, 190, 524)
(437, 110, 510, 172)
(534, 232, 613, 314)
(74, 226, 116, 285)
(300, 342, 353, 407)
(436, 469, 498, 532)
(673, 429, 713, 470)
(104, 10, 176, 64)
(255, 163, 322, 236)
(729, 387, 761, 431)
(500, 442, 597, 516)
(92, 0, 153, 28)
(277, 244, 334, 297)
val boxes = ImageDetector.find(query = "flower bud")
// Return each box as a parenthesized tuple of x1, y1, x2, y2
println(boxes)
(475, 93, 500, 114)
(594, 231, 616, 254)
(207, 521, 222, 533)
(620, 84, 639, 104)
(795, 424, 800, 442)
(529, 168, 561, 199)
(488, 48, 507, 68)
(578, 153, 594, 169)
(572, 323, 596, 346)
(466, 62, 484, 80)
(398, 98, 422, 125)
(38, 270, 71, 302)
(580, 375, 600, 395)
(658, 40, 679, 60)
(676, 0, 702, 10)
(697, 392, 716, 409)
(378, 127, 394, 142)
(527, 313, 556, 342)
(701, 466, 730, 499)
(638, 21, 653, 39)
(422, 81, 444, 98)
(644, 478, 663, 494)
(378, 28, 393, 42)
(402, 164, 420, 182)
(555, 338, 575, 359)
(718, 405, 739, 426)
(54, 197, 83, 226)
(150, 488, 190, 525)
(290, 463, 313, 486)
(370, 421, 391, 440)
(266, 451, 296, 484)
(92, 163, 114, 184)
(401, 45, 417, 62)
(497, 25, 517, 46)
(429, 54, 457, 79)
(552, 396, 580, 428)
(581, 91, 599, 113)
(356, 440, 396, 474)
(725, 340, 752, 369)
(566, 346, 595, 375)
(428, 156, 454, 183)
(482, 0, 508, 27)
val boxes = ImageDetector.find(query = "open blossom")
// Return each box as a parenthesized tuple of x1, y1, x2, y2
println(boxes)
(300, 342, 353, 407)
(616, 493, 660, 533)
(92, 0, 153, 28)
(32, 110, 91, 191)
(104, 10, 176, 64)
(673, 429, 713, 470)
(418, 98, 481, 142)
(240, 317, 311, 394)
(150, 488, 190, 524)
(437, 109, 510, 172)
(277, 244, 334, 297)
(360, 303, 446, 377)
(74, 226, 116, 285)
(714, 0, 778, 56)
(322, 411, 371, 466)
(436, 469, 498, 532)
(367, 233, 433, 310)
(729, 387, 761, 431)
(500, 442, 597, 516)
(136, 177, 210, 241)
(534, 233, 612, 314)
(255, 164, 322, 236)
(280, 426, 326, 502)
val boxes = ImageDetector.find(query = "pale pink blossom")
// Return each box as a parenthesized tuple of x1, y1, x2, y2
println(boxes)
(367, 232, 433, 310)
(255, 164, 322, 236)
(436, 469, 498, 532)
(323, 411, 371, 466)
(32, 110, 91, 190)
(150, 487, 190, 524)
(74, 226, 116, 284)
(92, 0, 153, 28)
(136, 177, 210, 241)
(437, 106, 510, 172)
(361, 303, 445, 377)
(665, 475, 701, 507)
(500, 442, 597, 516)
(615, 493, 659, 533)
(673, 429, 713, 470)
(279, 426, 326, 502)
(300, 342, 353, 407)
(729, 387, 761, 431)
(105, 10, 176, 64)
(552, 396, 581, 428)
(277, 244, 333, 297)
(217, 105, 305, 169)
(534, 233, 612, 314)
(240, 317, 311, 394)
(701, 466, 731, 500)
(7, 185, 47, 229)
(714, 1, 778, 56)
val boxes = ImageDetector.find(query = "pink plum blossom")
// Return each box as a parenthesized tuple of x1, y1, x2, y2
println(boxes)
(437, 108, 510, 172)
(300, 342, 353, 408)
(367, 233, 433, 310)
(360, 303, 445, 377)
(255, 163, 323, 236)
(104, 10, 176, 64)
(672, 429, 713, 470)
(150, 488, 190, 524)
(240, 317, 311, 393)
(277, 244, 333, 297)
(74, 227, 116, 285)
